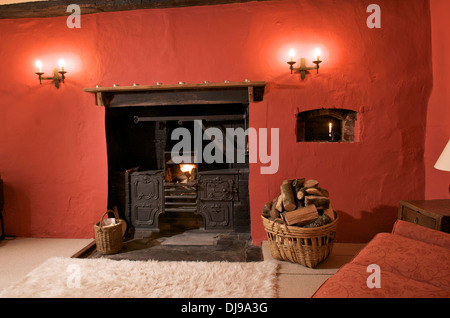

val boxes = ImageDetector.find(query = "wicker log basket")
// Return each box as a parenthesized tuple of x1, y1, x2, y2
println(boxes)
(261, 178, 338, 268)
(94, 208, 125, 255)
(262, 211, 338, 268)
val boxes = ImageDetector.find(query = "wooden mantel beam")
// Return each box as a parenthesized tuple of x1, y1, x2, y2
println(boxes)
(0, 0, 272, 19)
(83, 81, 266, 107)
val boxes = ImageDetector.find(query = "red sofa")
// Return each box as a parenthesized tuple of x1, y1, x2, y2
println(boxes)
(312, 220, 450, 298)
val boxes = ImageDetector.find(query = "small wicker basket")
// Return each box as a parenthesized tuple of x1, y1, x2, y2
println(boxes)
(262, 211, 338, 268)
(94, 209, 124, 255)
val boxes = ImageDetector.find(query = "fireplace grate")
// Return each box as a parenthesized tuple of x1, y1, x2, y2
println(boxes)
(164, 182, 198, 213)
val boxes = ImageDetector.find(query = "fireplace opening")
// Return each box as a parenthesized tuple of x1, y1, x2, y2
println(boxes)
(105, 103, 251, 237)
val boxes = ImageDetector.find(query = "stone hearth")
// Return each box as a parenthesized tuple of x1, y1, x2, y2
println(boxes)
(80, 230, 262, 262)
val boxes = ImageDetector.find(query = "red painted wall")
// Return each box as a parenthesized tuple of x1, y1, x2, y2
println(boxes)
(425, 0, 450, 199)
(0, 0, 433, 243)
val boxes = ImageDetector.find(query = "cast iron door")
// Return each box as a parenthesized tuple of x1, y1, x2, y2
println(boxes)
(129, 170, 164, 231)
(197, 174, 238, 231)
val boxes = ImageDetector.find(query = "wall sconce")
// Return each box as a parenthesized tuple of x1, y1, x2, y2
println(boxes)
(35, 59, 67, 88)
(287, 48, 322, 80)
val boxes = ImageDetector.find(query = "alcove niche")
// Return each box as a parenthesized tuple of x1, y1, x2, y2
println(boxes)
(296, 109, 358, 142)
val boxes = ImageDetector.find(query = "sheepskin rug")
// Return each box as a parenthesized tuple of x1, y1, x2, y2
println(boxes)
(0, 257, 278, 298)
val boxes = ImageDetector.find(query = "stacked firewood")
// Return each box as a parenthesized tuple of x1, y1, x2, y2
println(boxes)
(262, 178, 335, 228)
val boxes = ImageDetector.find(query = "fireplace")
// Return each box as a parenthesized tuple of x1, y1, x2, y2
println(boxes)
(84, 82, 265, 238)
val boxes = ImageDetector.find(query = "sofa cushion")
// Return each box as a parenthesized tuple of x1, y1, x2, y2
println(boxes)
(312, 263, 450, 298)
(392, 220, 450, 250)
(350, 233, 450, 291)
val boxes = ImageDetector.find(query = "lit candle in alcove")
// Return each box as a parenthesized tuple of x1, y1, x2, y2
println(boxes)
(35, 60, 42, 73)
(329, 123, 332, 137)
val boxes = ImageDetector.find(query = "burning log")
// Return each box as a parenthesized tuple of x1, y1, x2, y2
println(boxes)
(172, 172, 190, 183)
(188, 168, 197, 182)
(167, 164, 197, 183)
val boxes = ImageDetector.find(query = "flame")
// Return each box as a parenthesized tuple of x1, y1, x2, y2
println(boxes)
(180, 164, 196, 174)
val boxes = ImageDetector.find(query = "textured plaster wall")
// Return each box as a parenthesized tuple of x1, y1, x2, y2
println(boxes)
(0, 0, 433, 242)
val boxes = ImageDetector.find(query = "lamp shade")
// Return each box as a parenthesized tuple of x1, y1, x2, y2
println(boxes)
(435, 139, 450, 171)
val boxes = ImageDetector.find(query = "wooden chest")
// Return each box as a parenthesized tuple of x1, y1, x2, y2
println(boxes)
(398, 200, 450, 233)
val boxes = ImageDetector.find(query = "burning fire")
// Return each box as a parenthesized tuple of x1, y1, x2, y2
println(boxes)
(180, 164, 196, 174)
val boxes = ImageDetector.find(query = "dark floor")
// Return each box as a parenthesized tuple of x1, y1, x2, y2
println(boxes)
(81, 228, 262, 262)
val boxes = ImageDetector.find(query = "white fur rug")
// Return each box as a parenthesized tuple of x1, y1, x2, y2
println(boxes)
(0, 257, 277, 298)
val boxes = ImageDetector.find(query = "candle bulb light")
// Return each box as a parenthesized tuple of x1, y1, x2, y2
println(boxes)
(289, 49, 295, 62)
(314, 48, 321, 62)
(287, 49, 297, 74)
(329, 123, 332, 137)
(58, 59, 65, 72)
(35, 60, 42, 73)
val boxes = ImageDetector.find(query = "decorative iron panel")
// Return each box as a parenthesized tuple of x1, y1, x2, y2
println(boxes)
(198, 174, 238, 201)
(197, 202, 233, 230)
(129, 170, 164, 229)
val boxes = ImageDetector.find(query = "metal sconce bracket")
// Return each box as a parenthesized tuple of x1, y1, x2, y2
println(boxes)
(288, 57, 322, 80)
(36, 68, 66, 88)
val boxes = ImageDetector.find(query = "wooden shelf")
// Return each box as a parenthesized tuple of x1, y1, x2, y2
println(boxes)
(0, 0, 270, 19)
(84, 81, 265, 93)
(83, 81, 265, 107)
